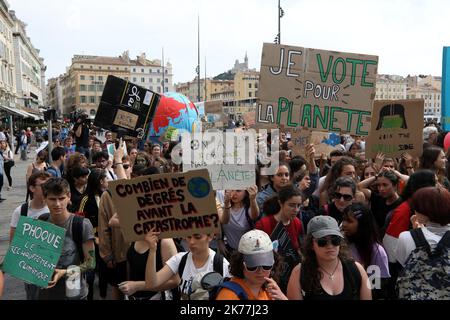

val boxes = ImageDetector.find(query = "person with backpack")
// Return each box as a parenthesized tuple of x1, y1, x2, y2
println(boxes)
(287, 215, 372, 300)
(9, 172, 51, 300)
(219, 186, 259, 259)
(215, 229, 287, 300)
(255, 185, 304, 293)
(37, 177, 95, 300)
(395, 186, 450, 300)
(47, 147, 66, 178)
(145, 230, 230, 300)
(382, 170, 437, 299)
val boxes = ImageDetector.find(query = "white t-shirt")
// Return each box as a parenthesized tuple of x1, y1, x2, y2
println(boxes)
(10, 203, 49, 228)
(166, 249, 230, 298)
(395, 223, 450, 267)
(223, 206, 252, 250)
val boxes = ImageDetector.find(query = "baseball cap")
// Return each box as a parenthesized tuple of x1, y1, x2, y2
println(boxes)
(307, 215, 343, 239)
(238, 230, 274, 268)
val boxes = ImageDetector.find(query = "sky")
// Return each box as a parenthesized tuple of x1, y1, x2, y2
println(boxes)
(8, 0, 450, 84)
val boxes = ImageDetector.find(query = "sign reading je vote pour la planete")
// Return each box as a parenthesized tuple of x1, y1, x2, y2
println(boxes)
(108, 169, 220, 242)
(3, 216, 66, 288)
(257, 43, 378, 136)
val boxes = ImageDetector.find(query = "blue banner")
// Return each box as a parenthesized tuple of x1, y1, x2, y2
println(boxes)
(442, 47, 450, 131)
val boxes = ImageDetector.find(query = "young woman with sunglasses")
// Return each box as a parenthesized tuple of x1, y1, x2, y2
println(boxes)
(215, 230, 287, 300)
(321, 177, 356, 225)
(341, 203, 390, 299)
(256, 163, 291, 217)
(287, 215, 372, 300)
(256, 185, 304, 293)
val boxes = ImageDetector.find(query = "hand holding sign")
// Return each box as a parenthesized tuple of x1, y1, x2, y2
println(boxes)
(47, 268, 67, 289)
(144, 228, 160, 251)
(247, 185, 258, 200)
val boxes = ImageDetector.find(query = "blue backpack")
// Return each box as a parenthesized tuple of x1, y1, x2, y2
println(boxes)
(210, 280, 248, 300)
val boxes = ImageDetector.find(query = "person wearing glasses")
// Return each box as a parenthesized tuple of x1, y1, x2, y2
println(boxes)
(256, 185, 304, 293)
(215, 230, 287, 300)
(256, 162, 291, 217)
(287, 215, 372, 300)
(319, 177, 357, 226)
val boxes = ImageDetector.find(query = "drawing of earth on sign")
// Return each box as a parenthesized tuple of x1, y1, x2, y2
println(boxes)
(321, 133, 341, 146)
(148, 92, 200, 142)
(188, 177, 210, 198)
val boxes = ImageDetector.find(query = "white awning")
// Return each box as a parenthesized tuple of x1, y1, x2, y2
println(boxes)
(0, 104, 30, 118)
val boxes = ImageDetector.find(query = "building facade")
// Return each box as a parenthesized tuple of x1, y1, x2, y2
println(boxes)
(49, 51, 174, 117)
(10, 10, 45, 111)
(130, 52, 174, 94)
(375, 74, 407, 100)
(0, 1, 16, 110)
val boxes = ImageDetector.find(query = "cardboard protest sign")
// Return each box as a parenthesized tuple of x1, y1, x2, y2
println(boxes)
(108, 169, 219, 242)
(257, 43, 378, 135)
(203, 100, 223, 114)
(366, 99, 424, 158)
(184, 164, 256, 190)
(243, 110, 256, 128)
(2, 216, 66, 288)
(94, 75, 160, 139)
(182, 130, 257, 190)
(288, 128, 311, 158)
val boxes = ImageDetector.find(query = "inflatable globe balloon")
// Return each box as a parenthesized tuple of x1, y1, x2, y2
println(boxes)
(148, 92, 201, 142)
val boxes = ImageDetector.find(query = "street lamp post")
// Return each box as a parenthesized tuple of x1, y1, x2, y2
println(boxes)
(275, 0, 285, 44)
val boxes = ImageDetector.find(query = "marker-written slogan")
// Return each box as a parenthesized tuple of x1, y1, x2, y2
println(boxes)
(257, 43, 378, 135)
(109, 170, 219, 242)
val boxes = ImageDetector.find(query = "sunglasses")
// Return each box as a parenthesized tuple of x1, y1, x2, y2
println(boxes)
(123, 164, 130, 170)
(334, 192, 353, 201)
(315, 236, 342, 247)
(244, 263, 273, 272)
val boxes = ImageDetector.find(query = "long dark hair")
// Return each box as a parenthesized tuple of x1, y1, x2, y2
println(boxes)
(231, 190, 251, 211)
(343, 203, 380, 269)
(420, 146, 443, 171)
(301, 234, 351, 295)
(262, 185, 303, 216)
(401, 169, 436, 201)
(85, 168, 107, 196)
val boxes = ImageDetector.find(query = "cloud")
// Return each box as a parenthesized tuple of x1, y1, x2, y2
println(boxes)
(8, 0, 450, 85)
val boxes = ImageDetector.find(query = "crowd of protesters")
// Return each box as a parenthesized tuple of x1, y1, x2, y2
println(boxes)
(0, 116, 449, 301)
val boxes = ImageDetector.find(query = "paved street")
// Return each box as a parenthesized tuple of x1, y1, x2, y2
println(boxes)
(0, 147, 34, 300)
(0, 146, 110, 300)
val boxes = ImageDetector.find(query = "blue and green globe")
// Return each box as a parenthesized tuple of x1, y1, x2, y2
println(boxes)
(188, 177, 210, 198)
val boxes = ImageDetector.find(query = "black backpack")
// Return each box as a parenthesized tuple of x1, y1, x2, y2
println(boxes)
(38, 213, 85, 263)
(172, 252, 224, 300)
(178, 252, 224, 277)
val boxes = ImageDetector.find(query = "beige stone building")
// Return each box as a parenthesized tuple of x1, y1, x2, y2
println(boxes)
(50, 52, 174, 118)
(0, 1, 16, 110)
(10, 10, 46, 111)
(375, 74, 407, 100)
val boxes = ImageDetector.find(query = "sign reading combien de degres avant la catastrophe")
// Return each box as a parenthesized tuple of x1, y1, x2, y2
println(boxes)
(108, 169, 220, 242)
(257, 43, 378, 136)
